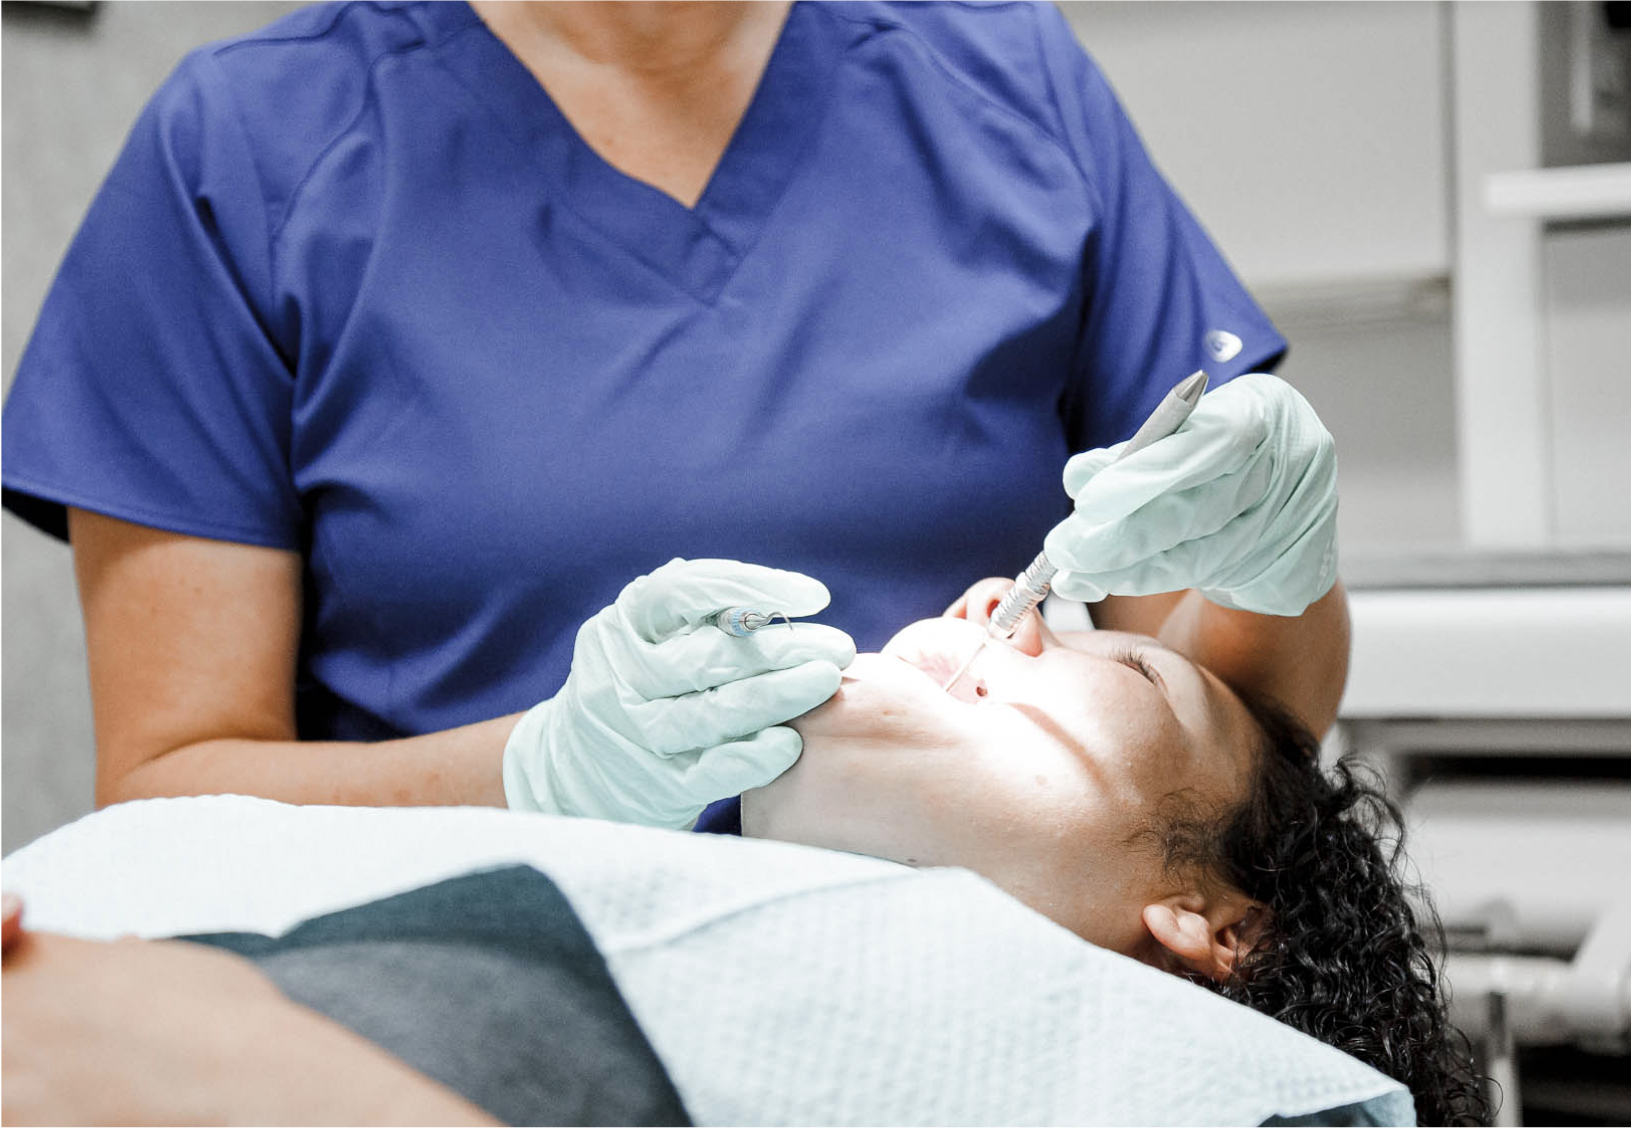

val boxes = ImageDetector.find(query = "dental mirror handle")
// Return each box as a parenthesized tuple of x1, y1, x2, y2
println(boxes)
(943, 370, 1208, 692)
(986, 370, 1208, 641)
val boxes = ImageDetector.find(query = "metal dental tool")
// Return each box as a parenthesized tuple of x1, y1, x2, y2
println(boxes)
(941, 369, 1209, 694)
(710, 607, 793, 637)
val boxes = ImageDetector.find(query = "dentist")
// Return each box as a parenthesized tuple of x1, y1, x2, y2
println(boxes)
(2, 2, 1343, 823)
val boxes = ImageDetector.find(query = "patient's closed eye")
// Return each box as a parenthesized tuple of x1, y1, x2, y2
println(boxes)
(1113, 647, 1161, 687)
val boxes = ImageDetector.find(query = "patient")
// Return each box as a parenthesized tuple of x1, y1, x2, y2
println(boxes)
(744, 587, 1490, 1127)
(1, 894, 503, 1126)
(4, 593, 1489, 1126)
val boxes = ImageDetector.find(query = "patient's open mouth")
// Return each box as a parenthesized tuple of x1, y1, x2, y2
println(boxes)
(894, 649, 987, 703)
(876, 619, 994, 704)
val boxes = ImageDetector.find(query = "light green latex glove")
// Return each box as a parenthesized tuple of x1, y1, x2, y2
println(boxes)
(503, 558, 856, 827)
(1042, 373, 1338, 616)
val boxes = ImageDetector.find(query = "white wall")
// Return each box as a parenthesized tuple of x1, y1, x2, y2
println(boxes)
(2, 1, 305, 854)
(1060, 1, 1464, 552)
(1545, 225, 1631, 545)
(1059, 1, 1452, 287)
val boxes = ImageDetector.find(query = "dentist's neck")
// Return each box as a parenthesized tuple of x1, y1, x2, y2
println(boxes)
(468, 2, 789, 79)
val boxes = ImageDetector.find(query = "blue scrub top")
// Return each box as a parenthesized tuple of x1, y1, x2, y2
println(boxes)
(3, 1, 1284, 753)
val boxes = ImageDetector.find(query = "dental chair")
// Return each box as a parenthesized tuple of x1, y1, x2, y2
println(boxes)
(1340, 555, 1631, 1126)
(1409, 784, 1631, 1124)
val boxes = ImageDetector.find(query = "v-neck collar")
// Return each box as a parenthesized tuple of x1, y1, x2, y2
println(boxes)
(420, 2, 850, 304)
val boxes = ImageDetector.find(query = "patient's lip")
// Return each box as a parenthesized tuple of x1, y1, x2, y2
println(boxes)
(875, 619, 992, 703)
(895, 648, 986, 704)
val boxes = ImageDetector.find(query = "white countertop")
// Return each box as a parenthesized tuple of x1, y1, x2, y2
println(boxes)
(1342, 584, 1631, 719)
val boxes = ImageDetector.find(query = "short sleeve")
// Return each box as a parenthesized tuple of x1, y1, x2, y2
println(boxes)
(1029, 4, 1287, 452)
(2, 49, 300, 547)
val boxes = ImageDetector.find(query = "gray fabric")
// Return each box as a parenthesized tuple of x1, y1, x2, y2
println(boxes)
(256, 940, 666, 1126)
(184, 866, 688, 1127)
(1262, 1098, 1403, 1126)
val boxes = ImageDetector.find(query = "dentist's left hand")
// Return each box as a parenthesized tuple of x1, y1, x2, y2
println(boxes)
(502, 558, 856, 827)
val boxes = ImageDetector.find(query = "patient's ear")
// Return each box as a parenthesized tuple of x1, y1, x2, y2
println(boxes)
(1139, 893, 1264, 983)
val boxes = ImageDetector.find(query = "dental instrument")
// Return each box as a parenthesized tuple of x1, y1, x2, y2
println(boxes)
(710, 607, 793, 637)
(504, 558, 847, 826)
(942, 369, 1209, 693)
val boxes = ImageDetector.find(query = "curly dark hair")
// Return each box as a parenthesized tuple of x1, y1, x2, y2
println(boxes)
(1154, 693, 1491, 1127)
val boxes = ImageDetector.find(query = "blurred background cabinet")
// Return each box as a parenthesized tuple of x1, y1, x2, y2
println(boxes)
(1062, 0, 1631, 555)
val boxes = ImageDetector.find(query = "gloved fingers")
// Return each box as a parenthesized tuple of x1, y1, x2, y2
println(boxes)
(618, 558, 834, 642)
(1047, 496, 1296, 604)
(1050, 548, 1200, 604)
(629, 659, 844, 757)
(674, 727, 805, 801)
(1042, 458, 1274, 576)
(1051, 476, 1339, 613)
(1062, 412, 1269, 528)
(1063, 372, 1310, 505)
(1057, 514, 1337, 615)
(1047, 570, 1108, 604)
(617, 622, 856, 699)
(1059, 445, 1121, 497)
(1204, 507, 1340, 616)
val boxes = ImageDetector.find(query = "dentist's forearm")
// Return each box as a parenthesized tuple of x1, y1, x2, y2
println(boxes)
(97, 715, 517, 810)
(70, 507, 519, 811)
(1093, 581, 1351, 738)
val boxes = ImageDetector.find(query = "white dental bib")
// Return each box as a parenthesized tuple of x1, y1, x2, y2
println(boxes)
(3, 797, 1411, 1126)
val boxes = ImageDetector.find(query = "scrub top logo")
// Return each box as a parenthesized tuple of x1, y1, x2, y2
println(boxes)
(1204, 329, 1243, 363)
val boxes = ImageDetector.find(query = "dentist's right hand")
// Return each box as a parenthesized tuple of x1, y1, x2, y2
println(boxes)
(502, 558, 855, 828)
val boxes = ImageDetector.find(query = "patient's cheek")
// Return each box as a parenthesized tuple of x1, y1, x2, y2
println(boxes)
(789, 653, 964, 742)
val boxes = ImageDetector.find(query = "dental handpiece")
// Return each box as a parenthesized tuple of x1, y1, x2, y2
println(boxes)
(941, 369, 1209, 693)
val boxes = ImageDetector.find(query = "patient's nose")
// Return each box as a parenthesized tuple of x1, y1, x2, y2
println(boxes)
(1003, 604, 1046, 657)
(947, 577, 1011, 627)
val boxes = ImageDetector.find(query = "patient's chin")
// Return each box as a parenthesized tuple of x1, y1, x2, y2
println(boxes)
(740, 754, 839, 845)
(738, 784, 775, 839)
